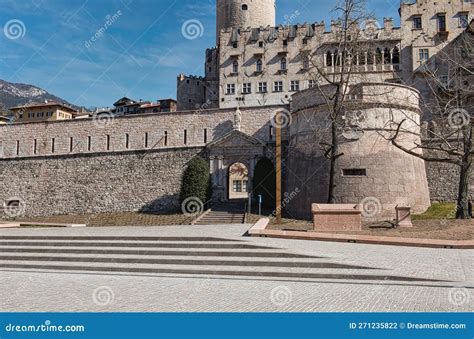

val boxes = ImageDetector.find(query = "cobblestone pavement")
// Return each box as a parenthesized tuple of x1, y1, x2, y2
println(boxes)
(0, 224, 472, 312)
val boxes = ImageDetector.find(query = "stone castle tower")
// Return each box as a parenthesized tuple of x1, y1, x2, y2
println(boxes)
(216, 0, 276, 43)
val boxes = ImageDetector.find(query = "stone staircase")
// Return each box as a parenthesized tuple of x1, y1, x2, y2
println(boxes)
(0, 234, 437, 283)
(193, 200, 246, 225)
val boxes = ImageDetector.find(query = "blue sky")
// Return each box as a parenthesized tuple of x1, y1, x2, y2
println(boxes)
(0, 0, 402, 108)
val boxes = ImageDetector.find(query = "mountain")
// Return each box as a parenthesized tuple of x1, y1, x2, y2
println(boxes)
(0, 79, 76, 112)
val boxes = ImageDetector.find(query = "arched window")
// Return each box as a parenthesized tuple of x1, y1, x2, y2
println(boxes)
(375, 48, 382, 64)
(392, 47, 400, 64)
(367, 50, 374, 65)
(326, 51, 333, 67)
(232, 60, 239, 73)
(256, 58, 263, 72)
(334, 49, 341, 66)
(358, 52, 366, 65)
(384, 47, 391, 64)
(242, 4, 248, 10)
(280, 57, 287, 71)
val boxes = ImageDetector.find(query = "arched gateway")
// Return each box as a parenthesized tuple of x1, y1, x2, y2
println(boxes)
(206, 130, 266, 202)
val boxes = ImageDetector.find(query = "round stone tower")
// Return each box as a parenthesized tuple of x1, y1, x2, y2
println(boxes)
(216, 0, 276, 43)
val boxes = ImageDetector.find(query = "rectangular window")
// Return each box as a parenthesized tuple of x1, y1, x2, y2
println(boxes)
(33, 139, 37, 155)
(184, 130, 187, 145)
(51, 138, 55, 154)
(437, 14, 446, 32)
(106, 135, 110, 151)
(16, 140, 20, 156)
(273, 81, 283, 92)
(342, 169, 367, 177)
(125, 133, 130, 149)
(419, 49, 429, 63)
(242, 180, 248, 192)
(413, 16, 422, 30)
(308, 80, 316, 88)
(204, 129, 207, 144)
(459, 13, 469, 28)
(258, 82, 267, 93)
(144, 132, 149, 148)
(88, 136, 92, 151)
(243, 83, 252, 94)
(226, 84, 236, 95)
(164, 131, 168, 146)
(233, 180, 242, 193)
(290, 80, 300, 92)
(69, 137, 73, 152)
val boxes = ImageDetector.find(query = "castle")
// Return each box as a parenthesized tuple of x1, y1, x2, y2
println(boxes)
(0, 0, 472, 220)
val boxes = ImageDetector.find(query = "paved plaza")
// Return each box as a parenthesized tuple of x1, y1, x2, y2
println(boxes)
(0, 224, 472, 312)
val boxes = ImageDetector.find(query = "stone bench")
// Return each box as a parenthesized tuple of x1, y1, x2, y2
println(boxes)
(311, 204, 362, 231)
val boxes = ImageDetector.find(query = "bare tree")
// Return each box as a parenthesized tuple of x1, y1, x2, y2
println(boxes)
(386, 24, 473, 219)
(304, 0, 376, 203)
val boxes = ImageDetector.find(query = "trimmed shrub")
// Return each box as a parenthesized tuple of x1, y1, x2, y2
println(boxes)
(252, 157, 276, 208)
(180, 156, 211, 205)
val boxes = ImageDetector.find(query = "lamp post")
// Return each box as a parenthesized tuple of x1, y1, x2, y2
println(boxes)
(275, 111, 282, 225)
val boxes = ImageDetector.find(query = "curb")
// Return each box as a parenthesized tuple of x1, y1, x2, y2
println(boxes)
(248, 218, 474, 249)
(0, 222, 86, 229)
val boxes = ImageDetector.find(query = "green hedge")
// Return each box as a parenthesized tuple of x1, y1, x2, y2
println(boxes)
(180, 156, 211, 205)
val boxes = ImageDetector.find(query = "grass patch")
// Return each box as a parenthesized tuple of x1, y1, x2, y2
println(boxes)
(412, 203, 456, 221)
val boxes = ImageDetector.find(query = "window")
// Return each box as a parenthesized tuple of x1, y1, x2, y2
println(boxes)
(280, 57, 287, 71)
(242, 4, 248, 10)
(106, 135, 110, 151)
(392, 47, 400, 64)
(125, 133, 130, 149)
(258, 41, 264, 48)
(419, 48, 429, 63)
(308, 80, 316, 88)
(256, 59, 263, 72)
(342, 169, 367, 176)
(16, 140, 19, 156)
(51, 138, 55, 154)
(184, 130, 187, 145)
(19, 113, 23, 119)
(273, 81, 283, 92)
(283, 39, 288, 47)
(243, 83, 252, 94)
(88, 136, 92, 151)
(204, 129, 207, 143)
(243, 180, 248, 192)
(459, 13, 469, 28)
(437, 14, 446, 32)
(144, 132, 149, 148)
(233, 180, 242, 193)
(258, 82, 267, 93)
(33, 139, 37, 155)
(290, 80, 300, 92)
(326, 51, 333, 67)
(69, 137, 74, 152)
(232, 60, 239, 73)
(302, 56, 310, 69)
(226, 83, 236, 95)
(413, 16, 422, 30)
(164, 131, 168, 146)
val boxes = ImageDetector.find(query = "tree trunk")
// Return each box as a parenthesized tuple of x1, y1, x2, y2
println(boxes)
(327, 119, 338, 203)
(456, 126, 472, 219)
